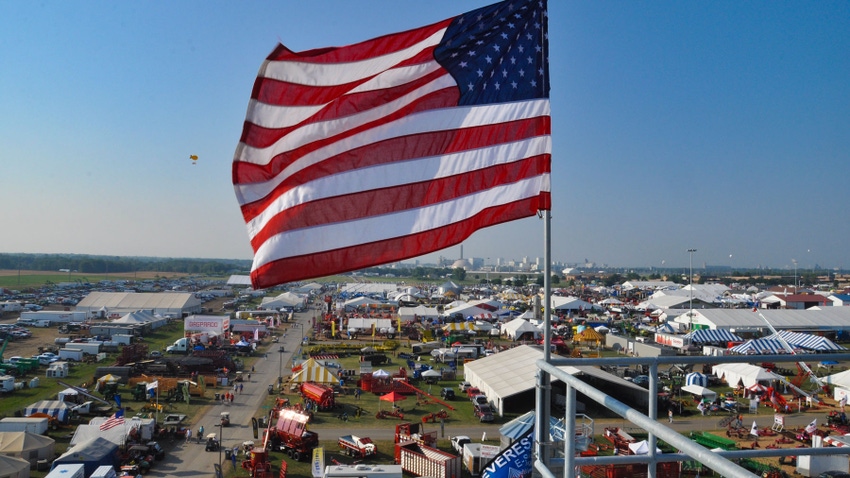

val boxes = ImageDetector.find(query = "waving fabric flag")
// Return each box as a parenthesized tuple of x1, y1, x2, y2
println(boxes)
(100, 409, 125, 431)
(233, 0, 551, 289)
(805, 419, 817, 434)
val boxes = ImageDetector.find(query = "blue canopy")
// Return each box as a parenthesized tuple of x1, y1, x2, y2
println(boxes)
(683, 329, 743, 344)
(730, 339, 787, 355)
(686, 372, 707, 387)
(499, 410, 566, 441)
(766, 330, 846, 352)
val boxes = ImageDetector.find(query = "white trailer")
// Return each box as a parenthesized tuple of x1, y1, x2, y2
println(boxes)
(0, 416, 50, 434)
(0, 375, 14, 393)
(112, 334, 134, 345)
(68, 342, 102, 355)
(20, 310, 87, 324)
(46, 464, 85, 478)
(58, 349, 84, 362)
(324, 464, 402, 478)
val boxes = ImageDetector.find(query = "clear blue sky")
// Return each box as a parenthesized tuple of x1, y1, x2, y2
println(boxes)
(1, 1, 848, 271)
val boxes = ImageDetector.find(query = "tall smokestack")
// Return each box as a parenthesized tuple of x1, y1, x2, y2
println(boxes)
(460, 245, 464, 259)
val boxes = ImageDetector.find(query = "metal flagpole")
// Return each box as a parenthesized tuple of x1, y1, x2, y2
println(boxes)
(535, 1, 553, 469)
(535, 210, 553, 467)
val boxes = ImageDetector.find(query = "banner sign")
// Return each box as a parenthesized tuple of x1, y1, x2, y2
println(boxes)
(482, 430, 532, 478)
(311, 447, 325, 478)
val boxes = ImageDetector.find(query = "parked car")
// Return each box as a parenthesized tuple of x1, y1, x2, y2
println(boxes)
(7, 356, 25, 365)
(472, 394, 489, 407)
(474, 404, 494, 422)
(458, 381, 472, 392)
(34, 353, 59, 365)
(440, 388, 456, 400)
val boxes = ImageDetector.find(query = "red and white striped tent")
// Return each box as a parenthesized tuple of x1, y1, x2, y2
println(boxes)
(289, 358, 337, 384)
(823, 435, 850, 447)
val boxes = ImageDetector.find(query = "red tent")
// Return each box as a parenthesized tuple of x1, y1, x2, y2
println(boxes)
(380, 391, 407, 403)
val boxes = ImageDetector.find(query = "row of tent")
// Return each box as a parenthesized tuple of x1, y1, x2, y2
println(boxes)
(684, 329, 845, 353)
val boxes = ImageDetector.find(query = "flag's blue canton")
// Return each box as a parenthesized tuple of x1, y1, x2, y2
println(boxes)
(435, 0, 549, 106)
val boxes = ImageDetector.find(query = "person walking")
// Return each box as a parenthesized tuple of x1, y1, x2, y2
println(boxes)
(668, 409, 673, 423)
(185, 428, 192, 443)
(198, 425, 204, 443)
(231, 446, 238, 468)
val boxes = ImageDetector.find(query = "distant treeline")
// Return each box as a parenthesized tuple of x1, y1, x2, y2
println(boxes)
(0, 253, 251, 276)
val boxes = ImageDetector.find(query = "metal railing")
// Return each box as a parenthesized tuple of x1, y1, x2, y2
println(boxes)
(533, 351, 850, 478)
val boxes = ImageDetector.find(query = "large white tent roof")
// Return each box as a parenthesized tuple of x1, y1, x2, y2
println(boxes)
(824, 369, 850, 388)
(397, 305, 440, 320)
(261, 291, 306, 309)
(77, 291, 201, 312)
(550, 296, 600, 311)
(464, 345, 581, 401)
(502, 318, 542, 340)
(674, 307, 850, 332)
(711, 363, 781, 388)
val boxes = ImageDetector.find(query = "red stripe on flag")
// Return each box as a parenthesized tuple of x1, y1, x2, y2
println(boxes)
(250, 194, 549, 288)
(249, 155, 550, 251)
(263, 19, 450, 64)
(235, 87, 459, 185)
(237, 117, 549, 220)
(241, 67, 448, 149)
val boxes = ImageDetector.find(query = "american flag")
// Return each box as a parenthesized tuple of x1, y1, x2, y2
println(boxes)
(805, 418, 817, 434)
(100, 409, 125, 431)
(233, 0, 551, 289)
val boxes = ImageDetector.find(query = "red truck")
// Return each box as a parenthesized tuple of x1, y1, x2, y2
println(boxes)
(300, 382, 336, 410)
(263, 408, 319, 461)
(395, 422, 437, 448)
(338, 435, 377, 458)
(395, 441, 461, 478)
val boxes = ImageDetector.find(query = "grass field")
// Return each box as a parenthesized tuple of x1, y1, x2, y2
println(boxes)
(0, 270, 192, 288)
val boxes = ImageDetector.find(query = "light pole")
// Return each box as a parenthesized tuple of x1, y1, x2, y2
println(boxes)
(278, 345, 285, 387)
(218, 420, 223, 470)
(792, 258, 798, 293)
(687, 249, 697, 334)
(293, 323, 304, 356)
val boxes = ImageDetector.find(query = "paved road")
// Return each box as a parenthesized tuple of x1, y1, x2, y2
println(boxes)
(147, 310, 314, 478)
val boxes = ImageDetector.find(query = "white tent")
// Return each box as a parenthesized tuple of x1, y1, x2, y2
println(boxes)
(681, 384, 717, 401)
(550, 296, 601, 312)
(442, 303, 492, 319)
(711, 363, 781, 388)
(0, 431, 55, 467)
(397, 305, 440, 322)
(628, 440, 662, 455)
(824, 369, 850, 388)
(112, 310, 156, 324)
(502, 318, 542, 340)
(342, 296, 381, 311)
(0, 454, 29, 478)
(260, 291, 306, 310)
